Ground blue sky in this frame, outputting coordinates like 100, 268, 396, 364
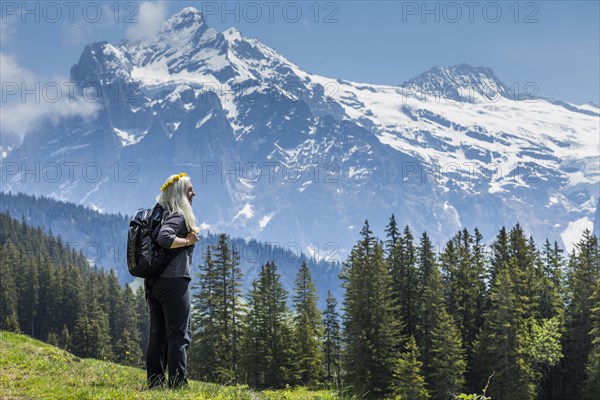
1, 0, 599, 107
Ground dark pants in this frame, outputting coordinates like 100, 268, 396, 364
146, 277, 192, 388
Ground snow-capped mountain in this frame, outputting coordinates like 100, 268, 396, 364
3, 7, 599, 258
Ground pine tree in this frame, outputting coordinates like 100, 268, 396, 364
473, 224, 562, 398
385, 214, 401, 256
399, 225, 420, 338
391, 336, 430, 400
562, 230, 599, 399
106, 269, 126, 356
341, 220, 400, 397
114, 284, 142, 366
191, 245, 218, 380
417, 231, 439, 345
49, 261, 65, 338
88, 271, 111, 327
292, 261, 323, 386
229, 243, 243, 382
261, 261, 295, 388
240, 261, 294, 389
460, 230, 486, 353
539, 239, 565, 320
471, 229, 488, 386
73, 299, 112, 359
135, 285, 150, 362
16, 254, 38, 336
439, 234, 459, 310
418, 232, 466, 400
440, 229, 487, 392
385, 214, 401, 294
214, 235, 233, 382
0, 241, 20, 332
35, 254, 55, 340
191, 236, 244, 383
426, 310, 466, 400
538, 239, 565, 400
59, 324, 71, 351
57, 264, 84, 342
385, 218, 418, 339
72, 273, 113, 360
583, 277, 600, 399
508, 225, 540, 321
240, 280, 265, 388
385, 214, 405, 354
322, 289, 342, 385
472, 259, 536, 400
489, 226, 510, 287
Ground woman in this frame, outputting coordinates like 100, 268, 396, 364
146, 172, 199, 389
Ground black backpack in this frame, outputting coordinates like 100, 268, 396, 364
127, 203, 171, 279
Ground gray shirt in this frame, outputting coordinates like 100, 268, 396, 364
155, 211, 194, 279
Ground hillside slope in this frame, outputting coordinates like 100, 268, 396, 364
0, 331, 344, 400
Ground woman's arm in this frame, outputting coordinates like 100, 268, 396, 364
156, 213, 200, 249
169, 233, 199, 249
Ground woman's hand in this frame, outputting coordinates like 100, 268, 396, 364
185, 231, 199, 246
169, 232, 200, 249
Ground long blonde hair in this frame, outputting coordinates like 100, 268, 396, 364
156, 174, 199, 233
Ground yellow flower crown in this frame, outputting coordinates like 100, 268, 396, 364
161, 173, 187, 192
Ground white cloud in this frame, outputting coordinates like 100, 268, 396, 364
1, 18, 99, 137
2, 96, 99, 136
60, 3, 122, 47
0, 20, 9, 44
125, 1, 167, 42
0, 6, 17, 45
0, 53, 99, 137
0, 53, 36, 83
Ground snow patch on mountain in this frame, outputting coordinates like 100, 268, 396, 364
113, 127, 145, 146
259, 213, 275, 229
233, 203, 255, 220
196, 112, 214, 129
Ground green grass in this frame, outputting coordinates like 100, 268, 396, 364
0, 331, 356, 400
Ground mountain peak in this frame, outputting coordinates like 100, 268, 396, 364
223, 27, 242, 41
414, 63, 501, 82
171, 6, 203, 20
161, 7, 206, 34
123, 6, 212, 66
404, 63, 509, 102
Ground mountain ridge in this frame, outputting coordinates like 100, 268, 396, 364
0, 191, 342, 306
2, 6, 598, 257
